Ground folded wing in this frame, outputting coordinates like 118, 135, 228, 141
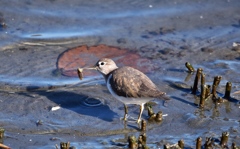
110, 66, 166, 98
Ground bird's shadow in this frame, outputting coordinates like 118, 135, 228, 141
232, 23, 240, 28
24, 89, 118, 122
171, 95, 197, 107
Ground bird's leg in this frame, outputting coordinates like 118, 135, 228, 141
137, 103, 144, 123
123, 104, 128, 121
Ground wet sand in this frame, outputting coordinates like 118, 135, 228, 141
0, 0, 240, 148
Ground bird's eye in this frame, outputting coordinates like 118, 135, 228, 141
100, 62, 105, 65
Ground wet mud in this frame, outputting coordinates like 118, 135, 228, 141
0, 0, 240, 148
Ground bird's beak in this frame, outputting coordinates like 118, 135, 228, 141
85, 65, 97, 70
78, 65, 97, 71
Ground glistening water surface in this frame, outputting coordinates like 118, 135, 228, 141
0, 0, 240, 148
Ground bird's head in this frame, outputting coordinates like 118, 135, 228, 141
95, 58, 118, 75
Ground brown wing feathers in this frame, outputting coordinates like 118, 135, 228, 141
110, 66, 166, 98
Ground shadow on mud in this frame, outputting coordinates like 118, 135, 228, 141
29, 90, 118, 122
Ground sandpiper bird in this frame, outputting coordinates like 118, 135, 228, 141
93, 58, 170, 123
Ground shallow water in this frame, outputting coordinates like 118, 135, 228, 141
0, 0, 240, 148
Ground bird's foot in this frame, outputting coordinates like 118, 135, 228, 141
120, 114, 129, 122
137, 118, 142, 124
120, 115, 141, 123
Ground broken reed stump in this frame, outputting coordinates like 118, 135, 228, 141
162, 132, 237, 148
196, 137, 202, 149
155, 111, 163, 122
60, 142, 70, 149
213, 76, 222, 87
0, 128, 4, 138
147, 105, 157, 121
200, 73, 211, 99
138, 133, 147, 145
142, 133, 147, 145
138, 136, 144, 149
124, 104, 128, 121
185, 62, 195, 72
178, 139, 184, 149
204, 137, 213, 148
211, 76, 222, 100
192, 68, 203, 94
137, 134, 149, 149
201, 73, 205, 86
232, 142, 238, 149
138, 136, 143, 148
141, 120, 147, 131
199, 85, 207, 108
163, 144, 170, 149
205, 85, 211, 99
223, 82, 232, 100
128, 136, 138, 149
220, 132, 229, 147
212, 85, 217, 101
147, 105, 154, 117
0, 128, 4, 143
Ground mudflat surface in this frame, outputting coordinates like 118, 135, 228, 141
0, 0, 240, 148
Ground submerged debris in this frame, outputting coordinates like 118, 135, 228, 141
201, 47, 214, 53
77, 67, 97, 80
163, 143, 182, 149
233, 42, 240, 47
116, 38, 127, 44
51, 106, 61, 111
36, 120, 43, 126
0, 13, 7, 29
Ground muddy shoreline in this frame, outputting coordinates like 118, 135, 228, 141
0, 0, 240, 148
